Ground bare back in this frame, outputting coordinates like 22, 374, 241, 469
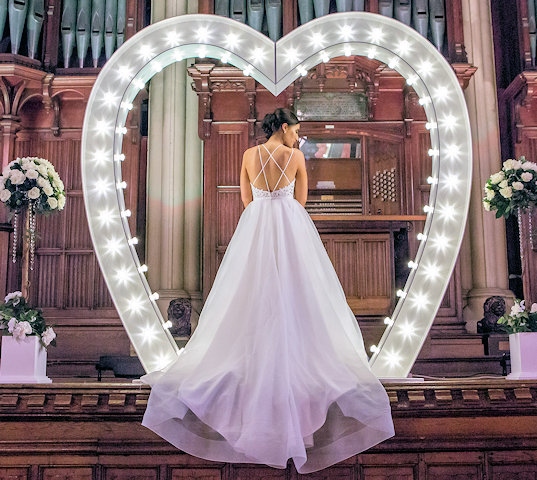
240, 141, 308, 207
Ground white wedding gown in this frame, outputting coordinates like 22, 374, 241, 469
141, 146, 394, 474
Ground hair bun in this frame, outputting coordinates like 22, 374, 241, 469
260, 108, 299, 140
261, 113, 277, 138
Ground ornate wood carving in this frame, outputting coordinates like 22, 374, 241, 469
452, 63, 478, 91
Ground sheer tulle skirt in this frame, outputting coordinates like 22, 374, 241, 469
141, 196, 394, 473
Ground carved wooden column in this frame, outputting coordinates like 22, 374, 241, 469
460, 0, 513, 332
146, 0, 203, 324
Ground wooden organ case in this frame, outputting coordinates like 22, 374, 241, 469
188, 53, 470, 346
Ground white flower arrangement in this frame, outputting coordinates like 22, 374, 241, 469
0, 157, 66, 267
497, 299, 537, 334
483, 156, 537, 218
0, 291, 56, 348
0, 157, 66, 214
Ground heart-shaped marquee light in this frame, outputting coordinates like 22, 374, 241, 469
81, 12, 471, 378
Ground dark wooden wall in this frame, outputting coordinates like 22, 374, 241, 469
0, 1, 148, 377
188, 53, 470, 350
495, 0, 537, 304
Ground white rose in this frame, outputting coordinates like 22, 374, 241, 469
37, 176, 50, 188
500, 186, 513, 198
25, 168, 39, 179
483, 200, 491, 211
490, 172, 505, 184
512, 300, 525, 315
57, 194, 66, 210
7, 317, 17, 333
503, 159, 517, 170
499, 180, 508, 188
43, 185, 53, 196
513, 181, 524, 191
0, 189, 11, 202
486, 189, 495, 200
522, 171, 533, 182
41, 326, 56, 347
9, 170, 26, 185
37, 165, 48, 176
47, 197, 58, 209
531, 303, 537, 313
27, 187, 41, 199
5, 291, 22, 304
12, 321, 32, 341
21, 161, 37, 171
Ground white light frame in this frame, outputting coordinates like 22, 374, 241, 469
81, 12, 472, 377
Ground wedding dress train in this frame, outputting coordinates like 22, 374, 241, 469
141, 146, 394, 473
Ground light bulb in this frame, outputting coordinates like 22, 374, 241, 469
419, 96, 431, 105
406, 74, 418, 86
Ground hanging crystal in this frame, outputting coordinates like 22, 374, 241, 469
28, 201, 36, 271
11, 212, 18, 264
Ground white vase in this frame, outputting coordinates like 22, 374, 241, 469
0, 335, 52, 383
507, 332, 537, 380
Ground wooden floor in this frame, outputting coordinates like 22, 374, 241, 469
0, 378, 536, 479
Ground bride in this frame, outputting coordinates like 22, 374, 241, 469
141, 108, 394, 474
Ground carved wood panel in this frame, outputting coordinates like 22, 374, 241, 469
170, 469, 224, 480
423, 451, 484, 480
103, 468, 159, 480
360, 453, 418, 480
229, 467, 283, 480
323, 233, 392, 315
0, 468, 30, 480
204, 123, 249, 296
40, 467, 94, 480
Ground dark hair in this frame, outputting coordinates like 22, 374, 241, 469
261, 108, 299, 139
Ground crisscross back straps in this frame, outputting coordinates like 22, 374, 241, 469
251, 144, 294, 192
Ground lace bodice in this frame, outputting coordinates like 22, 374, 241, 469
251, 179, 296, 200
